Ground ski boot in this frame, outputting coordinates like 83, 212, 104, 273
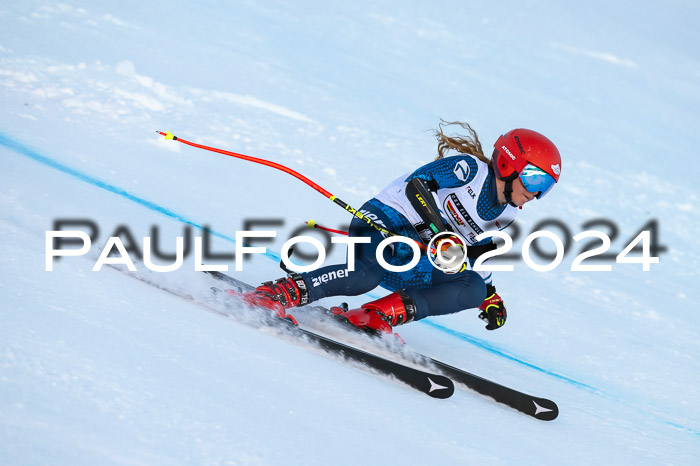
227, 273, 310, 325
329, 290, 416, 342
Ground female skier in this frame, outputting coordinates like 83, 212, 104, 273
240, 122, 562, 334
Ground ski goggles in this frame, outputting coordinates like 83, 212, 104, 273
519, 163, 556, 199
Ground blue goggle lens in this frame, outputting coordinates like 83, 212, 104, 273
519, 164, 556, 199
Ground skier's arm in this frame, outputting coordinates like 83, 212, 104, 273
405, 177, 449, 235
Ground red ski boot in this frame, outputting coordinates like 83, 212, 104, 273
231, 274, 310, 323
330, 290, 416, 340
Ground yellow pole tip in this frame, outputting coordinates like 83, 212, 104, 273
307, 220, 316, 228
165, 131, 175, 140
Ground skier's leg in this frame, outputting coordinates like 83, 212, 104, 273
333, 267, 487, 334
245, 200, 401, 312
404, 269, 487, 320
301, 204, 394, 301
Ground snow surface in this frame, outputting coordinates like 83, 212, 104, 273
1, 1, 699, 464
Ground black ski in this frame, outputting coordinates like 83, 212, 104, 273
111, 267, 454, 399
418, 356, 558, 420
291, 325, 454, 399
328, 313, 558, 420
204, 270, 559, 420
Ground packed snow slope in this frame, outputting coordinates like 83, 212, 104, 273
1, 1, 699, 464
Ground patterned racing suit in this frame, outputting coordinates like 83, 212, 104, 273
300, 154, 517, 320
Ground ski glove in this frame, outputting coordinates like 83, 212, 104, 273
478, 284, 507, 330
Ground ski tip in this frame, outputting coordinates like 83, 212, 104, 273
532, 398, 559, 421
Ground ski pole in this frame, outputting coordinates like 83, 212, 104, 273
306, 220, 349, 236
157, 131, 399, 238
306, 219, 436, 255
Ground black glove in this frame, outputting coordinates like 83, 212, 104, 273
478, 284, 507, 330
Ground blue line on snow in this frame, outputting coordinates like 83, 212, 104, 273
424, 314, 700, 437
4, 131, 700, 436
0, 132, 664, 396
421, 319, 602, 393
0, 132, 602, 380
665, 421, 700, 437
0, 131, 281, 262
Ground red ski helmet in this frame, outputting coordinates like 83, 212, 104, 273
491, 129, 561, 199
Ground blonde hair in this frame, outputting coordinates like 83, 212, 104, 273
433, 120, 490, 164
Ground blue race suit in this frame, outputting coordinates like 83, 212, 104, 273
300, 154, 517, 321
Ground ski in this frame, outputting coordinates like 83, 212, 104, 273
110, 267, 454, 399
291, 326, 454, 399
417, 356, 558, 421
204, 270, 559, 420
327, 312, 558, 420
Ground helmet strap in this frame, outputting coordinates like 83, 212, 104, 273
502, 176, 518, 208
503, 179, 517, 207
493, 153, 520, 208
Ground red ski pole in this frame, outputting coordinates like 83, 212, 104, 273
306, 220, 349, 236
157, 130, 399, 238
157, 131, 440, 256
